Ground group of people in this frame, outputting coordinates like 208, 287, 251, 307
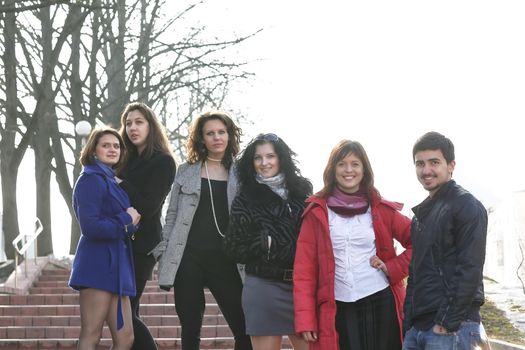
69, 104, 491, 350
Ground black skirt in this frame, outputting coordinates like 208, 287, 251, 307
335, 287, 401, 350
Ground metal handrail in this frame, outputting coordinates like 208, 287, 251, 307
11, 218, 43, 288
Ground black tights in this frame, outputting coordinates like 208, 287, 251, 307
131, 253, 158, 350
174, 248, 252, 350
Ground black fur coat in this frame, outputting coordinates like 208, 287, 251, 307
223, 182, 308, 282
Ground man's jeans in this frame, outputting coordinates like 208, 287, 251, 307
402, 322, 491, 350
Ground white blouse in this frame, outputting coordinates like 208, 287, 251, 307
328, 207, 389, 302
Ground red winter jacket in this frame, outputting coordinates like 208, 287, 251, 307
293, 193, 412, 350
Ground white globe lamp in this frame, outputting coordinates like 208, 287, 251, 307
75, 120, 92, 146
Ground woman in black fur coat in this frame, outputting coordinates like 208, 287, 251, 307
224, 133, 312, 350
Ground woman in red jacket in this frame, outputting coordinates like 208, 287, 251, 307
293, 140, 412, 350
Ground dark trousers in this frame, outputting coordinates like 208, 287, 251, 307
131, 252, 158, 350
336, 287, 401, 350
174, 247, 252, 350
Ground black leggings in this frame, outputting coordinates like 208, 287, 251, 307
335, 287, 401, 350
131, 252, 158, 350
174, 247, 252, 350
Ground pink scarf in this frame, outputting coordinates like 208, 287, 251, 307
326, 186, 369, 217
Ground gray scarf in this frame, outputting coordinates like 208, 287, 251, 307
256, 172, 288, 200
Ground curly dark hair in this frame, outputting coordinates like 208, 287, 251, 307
186, 110, 242, 170
236, 133, 312, 198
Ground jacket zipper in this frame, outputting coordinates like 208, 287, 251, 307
438, 267, 451, 325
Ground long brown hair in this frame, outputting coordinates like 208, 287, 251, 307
119, 102, 172, 166
317, 140, 379, 198
79, 128, 126, 170
186, 110, 242, 169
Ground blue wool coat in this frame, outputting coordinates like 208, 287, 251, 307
69, 164, 137, 298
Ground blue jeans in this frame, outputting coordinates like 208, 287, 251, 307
402, 322, 491, 350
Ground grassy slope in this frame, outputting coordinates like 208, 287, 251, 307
482, 299, 525, 345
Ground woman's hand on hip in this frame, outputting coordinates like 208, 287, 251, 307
370, 255, 389, 277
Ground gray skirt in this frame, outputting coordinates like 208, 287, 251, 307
242, 274, 296, 336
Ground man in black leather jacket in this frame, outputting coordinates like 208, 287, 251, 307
402, 132, 491, 350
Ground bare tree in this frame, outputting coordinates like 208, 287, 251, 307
0, 0, 23, 260
1, 0, 258, 257
5, 2, 91, 257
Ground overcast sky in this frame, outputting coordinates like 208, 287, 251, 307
187, 0, 525, 210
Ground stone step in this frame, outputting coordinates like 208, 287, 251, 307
33, 279, 161, 288
0, 303, 221, 316
40, 269, 71, 276
0, 338, 294, 350
0, 337, 244, 349
36, 273, 160, 282
0, 264, 289, 350
0, 324, 233, 339
0, 314, 228, 327
29, 284, 164, 294
2, 292, 218, 305
36, 274, 73, 282
0, 291, 222, 305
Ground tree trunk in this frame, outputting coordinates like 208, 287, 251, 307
70, 2, 102, 254
1, 0, 21, 260
64, 3, 83, 255
34, 138, 53, 256
103, 0, 127, 127
33, 6, 55, 256
0, 166, 20, 260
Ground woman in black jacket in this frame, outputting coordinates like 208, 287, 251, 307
117, 102, 176, 350
224, 133, 312, 350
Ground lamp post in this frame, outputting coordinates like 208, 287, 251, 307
75, 120, 92, 147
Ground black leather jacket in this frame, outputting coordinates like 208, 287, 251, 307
404, 180, 487, 332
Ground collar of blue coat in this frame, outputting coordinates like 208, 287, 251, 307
81, 163, 131, 210
95, 159, 117, 180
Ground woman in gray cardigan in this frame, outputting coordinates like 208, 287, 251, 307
152, 111, 251, 350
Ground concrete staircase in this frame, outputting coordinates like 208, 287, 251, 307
0, 260, 258, 349
2, 259, 522, 350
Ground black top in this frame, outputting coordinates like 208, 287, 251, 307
186, 178, 229, 251
119, 152, 176, 254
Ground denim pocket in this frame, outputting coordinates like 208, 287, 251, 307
458, 321, 490, 350
425, 328, 457, 350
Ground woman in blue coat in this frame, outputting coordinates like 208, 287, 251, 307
69, 128, 141, 350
